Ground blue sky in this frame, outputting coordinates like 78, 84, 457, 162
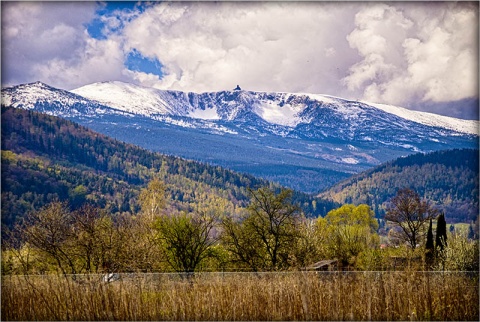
124, 49, 164, 78
86, 1, 164, 78
86, 1, 147, 39
2, 1, 478, 119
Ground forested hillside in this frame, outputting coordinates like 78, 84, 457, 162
319, 149, 479, 223
1, 106, 337, 229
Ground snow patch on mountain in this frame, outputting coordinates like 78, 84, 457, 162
72, 81, 190, 116
187, 107, 220, 120
341, 157, 360, 164
70, 81, 479, 136
6, 81, 478, 137
253, 100, 303, 127
1, 82, 119, 118
367, 102, 478, 136
2, 82, 89, 110
302, 93, 341, 105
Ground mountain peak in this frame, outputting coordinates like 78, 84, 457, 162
70, 81, 480, 135
1, 80, 478, 193
4, 81, 479, 136
23, 81, 60, 91
31, 80, 51, 86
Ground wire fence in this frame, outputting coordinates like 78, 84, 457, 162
4, 269, 479, 284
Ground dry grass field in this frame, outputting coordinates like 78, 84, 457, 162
2, 271, 478, 321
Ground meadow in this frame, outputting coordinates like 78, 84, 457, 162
2, 271, 478, 321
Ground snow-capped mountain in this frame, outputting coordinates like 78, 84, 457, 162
2, 81, 478, 193
72, 81, 478, 135
1, 82, 116, 117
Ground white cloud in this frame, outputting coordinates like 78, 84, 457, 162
343, 2, 478, 106
122, 69, 163, 89
402, 8, 478, 103
2, 2, 96, 85
1, 2, 133, 89
122, 1, 359, 94
1, 1, 477, 118
32, 36, 127, 89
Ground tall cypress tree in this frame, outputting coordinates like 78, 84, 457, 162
435, 213, 447, 251
468, 224, 475, 240
425, 218, 435, 269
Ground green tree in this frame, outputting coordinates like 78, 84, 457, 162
322, 204, 379, 267
449, 224, 455, 234
435, 213, 447, 251
246, 187, 301, 270
442, 233, 479, 271
385, 188, 438, 249
467, 223, 477, 240
222, 187, 301, 271
221, 214, 266, 271
291, 219, 322, 268
425, 219, 434, 269
69, 185, 88, 209
156, 212, 217, 274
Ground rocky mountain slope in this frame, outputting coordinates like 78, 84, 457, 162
72, 81, 478, 135
2, 81, 478, 192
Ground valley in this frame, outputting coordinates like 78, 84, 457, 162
2, 83, 478, 322
2, 2, 479, 321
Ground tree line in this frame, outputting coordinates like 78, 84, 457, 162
3, 183, 478, 275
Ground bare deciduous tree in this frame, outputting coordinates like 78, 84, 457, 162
20, 202, 77, 275
385, 188, 438, 249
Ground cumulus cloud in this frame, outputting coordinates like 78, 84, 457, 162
343, 2, 478, 108
31, 36, 127, 88
1, 1, 128, 89
121, 1, 477, 116
122, 1, 360, 94
1, 1, 477, 118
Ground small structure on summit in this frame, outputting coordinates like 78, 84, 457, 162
233, 85, 241, 91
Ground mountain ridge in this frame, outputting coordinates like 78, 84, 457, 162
319, 148, 479, 223
71, 81, 478, 135
2, 81, 478, 193
1, 105, 336, 229
3, 80, 477, 135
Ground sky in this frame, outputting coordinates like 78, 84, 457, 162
1, 1, 478, 119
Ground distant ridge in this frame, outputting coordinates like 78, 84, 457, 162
72, 81, 478, 135
1, 106, 336, 228
319, 149, 479, 223
2, 81, 478, 193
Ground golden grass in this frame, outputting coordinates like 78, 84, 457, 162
2, 271, 478, 321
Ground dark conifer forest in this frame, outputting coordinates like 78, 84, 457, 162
1, 106, 336, 230
320, 148, 479, 222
